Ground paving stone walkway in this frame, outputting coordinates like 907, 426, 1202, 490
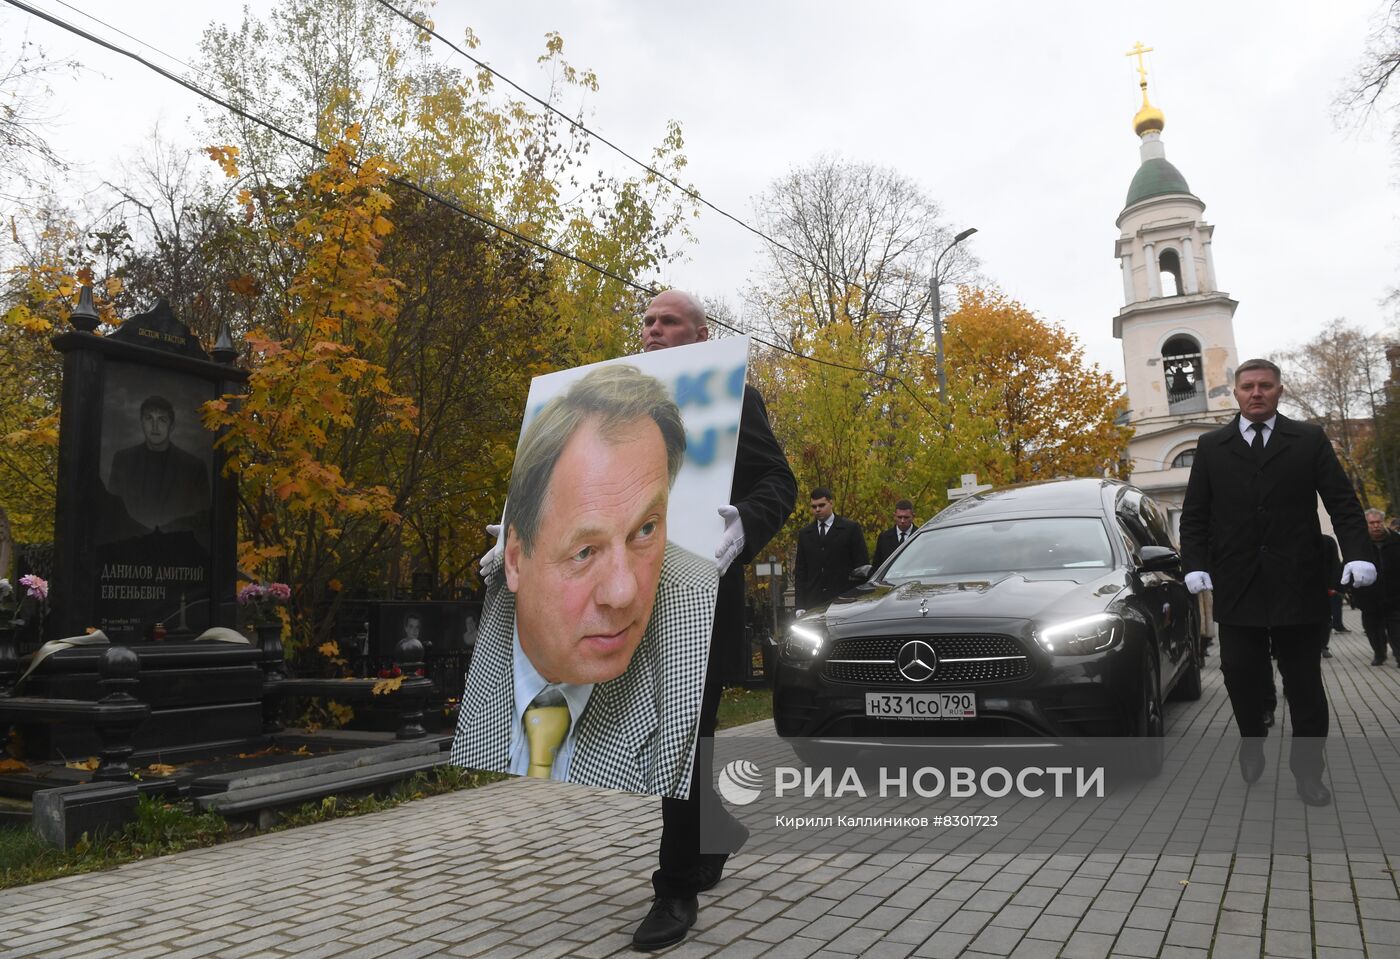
3, 608, 1399, 958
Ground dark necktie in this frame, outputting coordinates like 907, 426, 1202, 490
898, 530, 905, 544
1250, 422, 1266, 459
819, 521, 827, 538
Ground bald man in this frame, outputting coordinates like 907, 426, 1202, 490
632, 289, 796, 951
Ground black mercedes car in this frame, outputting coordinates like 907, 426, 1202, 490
774, 478, 1201, 772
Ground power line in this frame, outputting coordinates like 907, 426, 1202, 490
372, 0, 954, 330
375, 2, 856, 294
43, 0, 315, 145
3, 0, 945, 422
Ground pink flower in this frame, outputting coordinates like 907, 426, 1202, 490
236, 583, 264, 605
19, 574, 48, 602
266, 583, 292, 602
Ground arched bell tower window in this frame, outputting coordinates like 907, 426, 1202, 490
1170, 448, 1196, 469
1162, 334, 1206, 414
1159, 249, 1183, 297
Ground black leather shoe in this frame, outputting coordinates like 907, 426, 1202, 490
633, 896, 698, 951
1239, 744, 1265, 784
1263, 710, 1275, 729
1296, 778, 1332, 807
1373, 656, 1387, 666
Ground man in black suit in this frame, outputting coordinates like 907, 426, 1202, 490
794, 487, 869, 613
872, 499, 917, 569
632, 289, 796, 951
1180, 358, 1374, 806
1353, 509, 1400, 666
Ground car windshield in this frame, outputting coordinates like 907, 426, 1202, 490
885, 517, 1114, 578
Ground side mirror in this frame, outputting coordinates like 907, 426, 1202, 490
1138, 545, 1181, 574
849, 564, 872, 582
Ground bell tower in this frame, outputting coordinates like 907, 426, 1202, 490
1114, 43, 1240, 523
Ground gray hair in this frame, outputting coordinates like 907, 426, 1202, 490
504, 364, 685, 556
1366, 508, 1386, 521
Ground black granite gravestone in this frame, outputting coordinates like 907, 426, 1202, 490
49, 295, 246, 642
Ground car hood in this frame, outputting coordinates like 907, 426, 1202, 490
821, 570, 1127, 628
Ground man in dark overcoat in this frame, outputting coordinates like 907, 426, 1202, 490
1180, 358, 1374, 806
872, 498, 917, 569
632, 290, 796, 950
1352, 508, 1400, 665
793, 487, 869, 612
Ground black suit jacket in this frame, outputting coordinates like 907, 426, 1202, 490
1350, 529, 1400, 613
794, 514, 869, 610
1180, 413, 1370, 626
711, 386, 796, 681
872, 526, 911, 569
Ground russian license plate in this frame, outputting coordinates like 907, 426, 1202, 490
865, 691, 977, 720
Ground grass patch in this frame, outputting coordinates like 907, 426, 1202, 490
0, 764, 505, 890
716, 685, 772, 730
0, 795, 234, 890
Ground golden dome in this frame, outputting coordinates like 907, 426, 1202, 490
1134, 97, 1165, 136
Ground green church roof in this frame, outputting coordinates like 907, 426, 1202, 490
1124, 157, 1193, 208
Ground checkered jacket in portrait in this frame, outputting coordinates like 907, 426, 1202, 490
449, 541, 719, 799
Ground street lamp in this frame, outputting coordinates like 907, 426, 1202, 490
930, 227, 978, 403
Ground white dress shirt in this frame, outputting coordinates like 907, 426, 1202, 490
507, 627, 593, 779
1238, 414, 1277, 448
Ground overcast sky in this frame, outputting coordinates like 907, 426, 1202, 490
7, 0, 1400, 380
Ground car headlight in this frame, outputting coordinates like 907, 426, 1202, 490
1035, 613, 1122, 655
783, 619, 828, 660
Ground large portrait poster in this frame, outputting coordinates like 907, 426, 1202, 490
94, 359, 217, 641
450, 337, 749, 798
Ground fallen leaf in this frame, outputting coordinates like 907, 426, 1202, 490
66, 757, 101, 771
0, 757, 29, 773
146, 763, 179, 776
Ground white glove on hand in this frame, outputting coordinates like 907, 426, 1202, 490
1342, 560, 1378, 588
1185, 571, 1214, 595
478, 524, 503, 579
715, 505, 745, 576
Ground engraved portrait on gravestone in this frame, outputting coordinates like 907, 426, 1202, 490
106, 394, 210, 532
94, 361, 218, 639
99, 364, 215, 545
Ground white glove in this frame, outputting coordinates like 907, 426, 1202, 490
715, 505, 745, 576
1342, 560, 1378, 588
478, 524, 503, 579
1185, 571, 1214, 595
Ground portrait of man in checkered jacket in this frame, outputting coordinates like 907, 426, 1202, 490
451, 357, 736, 798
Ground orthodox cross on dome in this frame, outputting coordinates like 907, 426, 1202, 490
1125, 41, 1154, 89
1125, 41, 1165, 136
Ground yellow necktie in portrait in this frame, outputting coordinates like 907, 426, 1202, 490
524, 702, 570, 779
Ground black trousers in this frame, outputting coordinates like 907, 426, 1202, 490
652, 645, 727, 898
1218, 622, 1328, 778
1361, 609, 1400, 660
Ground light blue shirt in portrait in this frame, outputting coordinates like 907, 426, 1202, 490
507, 626, 593, 779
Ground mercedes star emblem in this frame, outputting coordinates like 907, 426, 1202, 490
897, 640, 938, 682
